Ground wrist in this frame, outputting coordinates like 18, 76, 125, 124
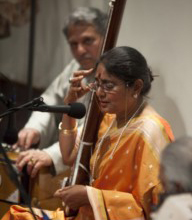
58, 121, 77, 135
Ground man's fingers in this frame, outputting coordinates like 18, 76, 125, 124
25, 133, 38, 149
27, 162, 34, 175
16, 151, 28, 164
16, 155, 30, 171
16, 128, 40, 150
30, 161, 41, 178
17, 131, 28, 147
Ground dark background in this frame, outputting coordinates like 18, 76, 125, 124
0, 79, 43, 143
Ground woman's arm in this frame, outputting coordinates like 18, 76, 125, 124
59, 69, 93, 166
59, 114, 78, 166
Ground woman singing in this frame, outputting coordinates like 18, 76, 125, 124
55, 46, 174, 220
3, 46, 174, 220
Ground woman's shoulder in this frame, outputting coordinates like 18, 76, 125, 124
139, 104, 168, 125
137, 104, 174, 142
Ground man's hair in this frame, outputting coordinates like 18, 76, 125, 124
63, 7, 108, 38
161, 136, 192, 193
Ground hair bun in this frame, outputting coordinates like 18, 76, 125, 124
148, 67, 154, 82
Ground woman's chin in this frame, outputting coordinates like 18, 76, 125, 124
100, 106, 114, 114
100, 106, 108, 113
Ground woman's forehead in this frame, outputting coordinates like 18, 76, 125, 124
95, 63, 115, 80
95, 71, 123, 86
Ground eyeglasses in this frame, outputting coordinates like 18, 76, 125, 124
88, 80, 126, 93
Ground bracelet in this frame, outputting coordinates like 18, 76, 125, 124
58, 122, 77, 135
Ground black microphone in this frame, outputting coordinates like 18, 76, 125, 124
29, 102, 86, 119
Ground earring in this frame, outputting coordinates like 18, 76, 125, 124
133, 94, 138, 99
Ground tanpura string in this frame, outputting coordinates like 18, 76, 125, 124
91, 100, 145, 181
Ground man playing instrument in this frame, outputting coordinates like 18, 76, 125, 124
14, 7, 107, 177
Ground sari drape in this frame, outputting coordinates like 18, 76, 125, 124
83, 105, 174, 220
1, 205, 64, 220
2, 105, 174, 220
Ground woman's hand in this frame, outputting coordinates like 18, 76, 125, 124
54, 185, 90, 210
64, 69, 93, 104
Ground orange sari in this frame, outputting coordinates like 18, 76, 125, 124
77, 105, 174, 220
2, 105, 174, 220
1, 206, 64, 220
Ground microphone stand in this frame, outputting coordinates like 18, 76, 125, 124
0, 97, 45, 220
0, 97, 44, 118
1, 93, 18, 145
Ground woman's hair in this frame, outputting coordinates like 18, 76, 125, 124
98, 46, 154, 96
63, 7, 108, 37
161, 136, 192, 193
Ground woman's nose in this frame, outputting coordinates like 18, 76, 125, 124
96, 86, 106, 97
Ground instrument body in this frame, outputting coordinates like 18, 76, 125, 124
0, 150, 69, 214
64, 0, 127, 216
70, 0, 127, 187
30, 167, 71, 210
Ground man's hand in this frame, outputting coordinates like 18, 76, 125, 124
13, 128, 40, 150
54, 185, 90, 210
16, 149, 53, 178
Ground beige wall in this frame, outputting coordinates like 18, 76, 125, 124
1, 0, 191, 138
117, 0, 192, 138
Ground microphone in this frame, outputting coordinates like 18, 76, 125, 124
29, 102, 86, 119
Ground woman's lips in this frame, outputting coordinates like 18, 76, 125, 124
99, 100, 109, 107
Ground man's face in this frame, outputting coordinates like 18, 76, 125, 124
67, 24, 103, 70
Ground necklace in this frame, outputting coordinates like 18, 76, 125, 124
91, 100, 145, 183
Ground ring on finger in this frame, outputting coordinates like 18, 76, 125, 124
30, 158, 36, 165
68, 77, 73, 84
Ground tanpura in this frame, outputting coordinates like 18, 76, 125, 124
63, 0, 127, 216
